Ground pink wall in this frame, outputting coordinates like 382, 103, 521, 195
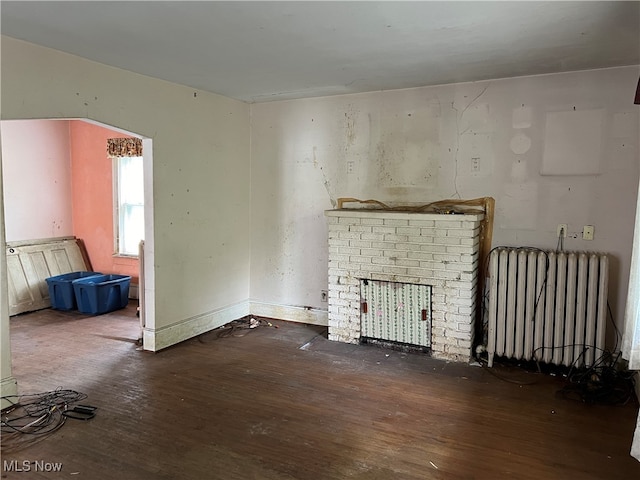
1, 120, 74, 242
69, 121, 139, 283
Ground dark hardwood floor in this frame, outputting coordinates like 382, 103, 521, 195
2, 304, 639, 479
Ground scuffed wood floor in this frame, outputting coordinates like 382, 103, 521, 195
3, 305, 640, 479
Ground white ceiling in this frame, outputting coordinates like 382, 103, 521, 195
1, 1, 639, 103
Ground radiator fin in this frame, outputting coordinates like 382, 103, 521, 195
487, 248, 608, 368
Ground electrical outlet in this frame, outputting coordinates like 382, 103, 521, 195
583, 225, 594, 241
471, 157, 481, 173
557, 224, 568, 238
321, 290, 328, 302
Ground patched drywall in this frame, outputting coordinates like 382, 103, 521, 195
250, 66, 640, 341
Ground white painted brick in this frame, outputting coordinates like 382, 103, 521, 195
433, 254, 462, 263
435, 270, 462, 280
331, 254, 350, 263
362, 218, 385, 225
383, 219, 409, 226
328, 238, 349, 247
451, 297, 474, 308
409, 220, 435, 227
461, 221, 480, 229
407, 235, 433, 244
444, 262, 467, 272
446, 229, 475, 238
384, 234, 408, 242
395, 243, 419, 251
396, 226, 421, 236
435, 220, 462, 228
339, 276, 360, 285
328, 224, 350, 233
458, 288, 477, 299
361, 233, 385, 241
339, 217, 360, 224
361, 248, 383, 257
337, 261, 355, 269
382, 250, 406, 259
445, 313, 473, 323
431, 293, 446, 304
431, 327, 446, 337
446, 245, 476, 254
328, 268, 348, 277
359, 263, 384, 272
349, 225, 373, 233
350, 256, 372, 264
338, 306, 359, 316
332, 284, 351, 292
371, 257, 392, 265
340, 291, 360, 301
421, 244, 447, 253
406, 268, 435, 279
339, 231, 362, 240
444, 345, 472, 356
369, 273, 398, 282
434, 236, 461, 245
407, 251, 433, 261
460, 237, 480, 246
456, 322, 472, 333
338, 246, 361, 255
436, 303, 460, 314
329, 298, 349, 307
372, 226, 397, 234
396, 259, 420, 267
350, 240, 372, 248
383, 266, 409, 275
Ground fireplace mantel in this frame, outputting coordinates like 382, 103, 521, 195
325, 209, 484, 362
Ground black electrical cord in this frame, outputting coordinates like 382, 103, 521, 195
1, 388, 88, 446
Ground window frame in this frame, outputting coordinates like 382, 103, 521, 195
113, 155, 144, 258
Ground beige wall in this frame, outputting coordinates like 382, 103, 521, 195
250, 66, 640, 346
1, 36, 251, 351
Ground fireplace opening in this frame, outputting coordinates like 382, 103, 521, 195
360, 279, 431, 350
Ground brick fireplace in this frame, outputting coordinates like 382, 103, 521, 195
325, 209, 484, 362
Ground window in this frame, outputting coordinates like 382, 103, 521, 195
114, 156, 144, 256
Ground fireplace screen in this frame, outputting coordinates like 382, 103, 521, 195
360, 279, 431, 347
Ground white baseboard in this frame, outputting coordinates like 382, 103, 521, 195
142, 300, 328, 352
1, 376, 18, 410
250, 301, 328, 326
143, 300, 250, 351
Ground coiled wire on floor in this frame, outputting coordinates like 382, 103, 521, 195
1, 388, 88, 452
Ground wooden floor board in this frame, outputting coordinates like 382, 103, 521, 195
2, 305, 639, 479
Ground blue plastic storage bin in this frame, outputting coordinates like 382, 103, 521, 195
45, 271, 103, 310
72, 274, 131, 315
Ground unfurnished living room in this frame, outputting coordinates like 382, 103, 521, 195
1, 1, 640, 479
